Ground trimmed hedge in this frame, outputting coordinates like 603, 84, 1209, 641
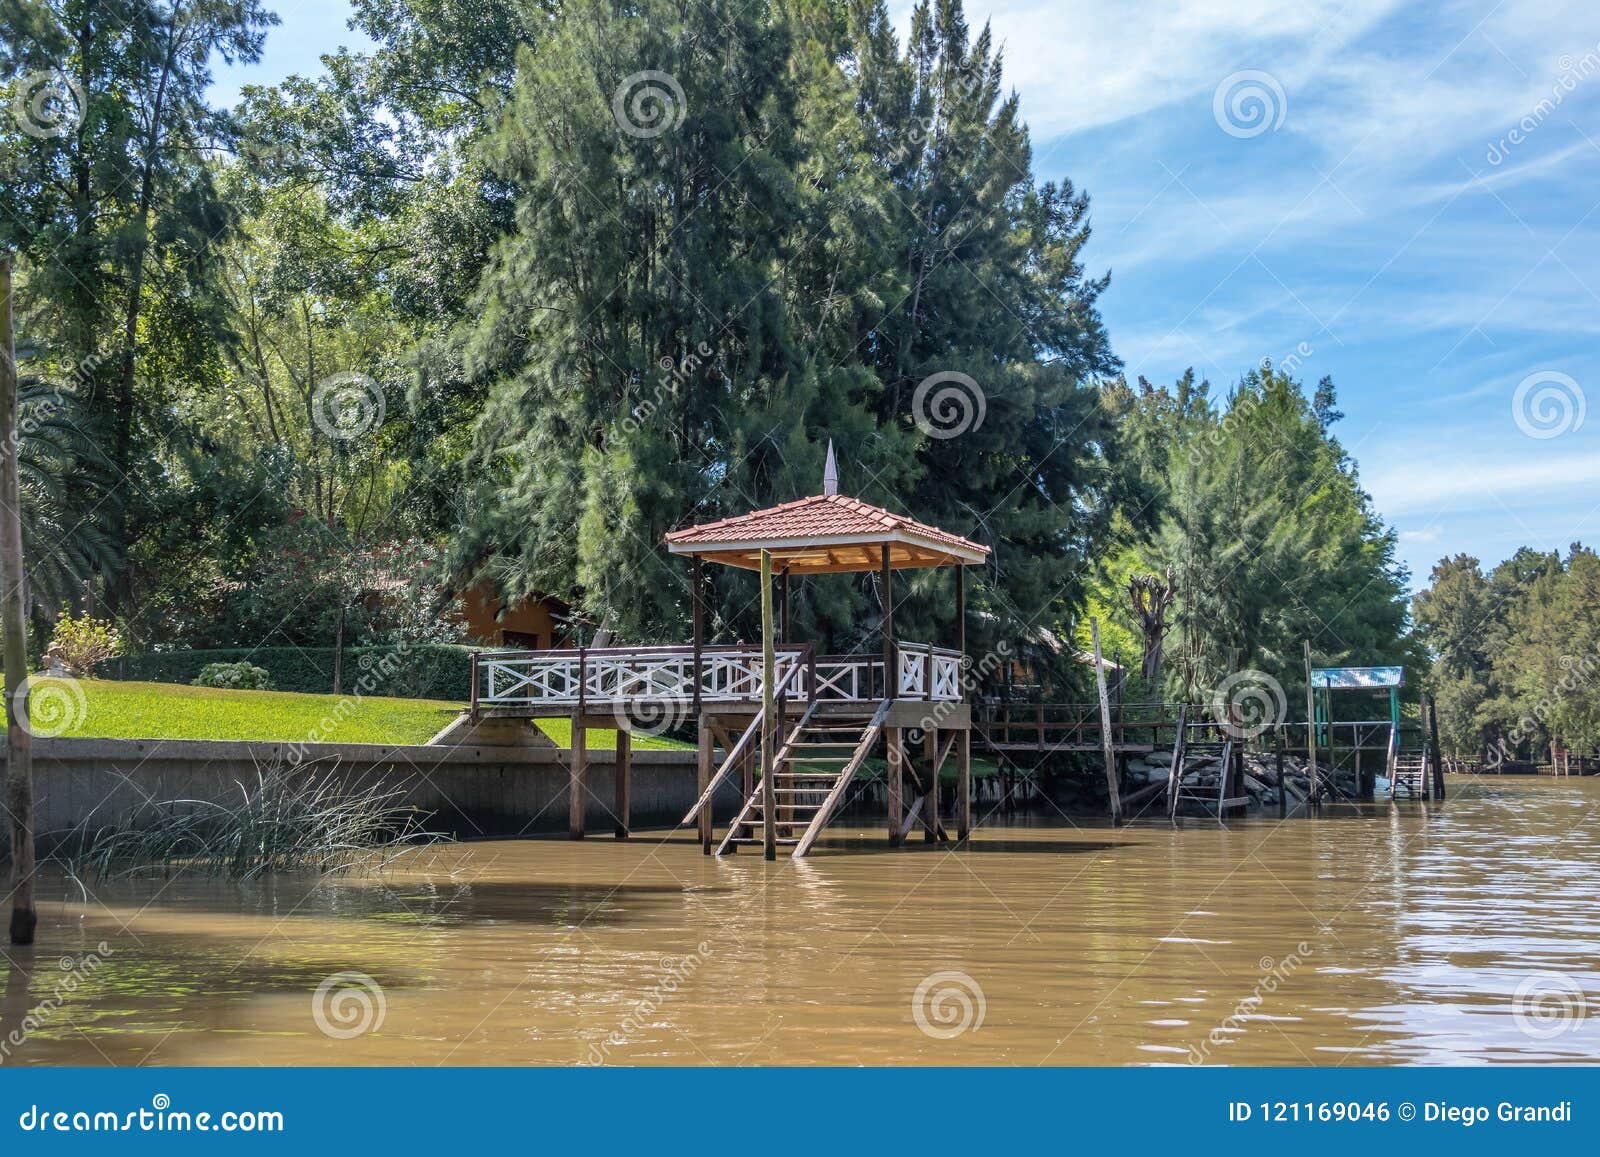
110, 644, 477, 701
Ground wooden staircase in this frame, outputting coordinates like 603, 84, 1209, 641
1390, 750, 1428, 799
718, 699, 892, 858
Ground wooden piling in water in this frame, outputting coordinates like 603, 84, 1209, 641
568, 707, 586, 839
614, 728, 631, 838
697, 716, 714, 854
1091, 619, 1122, 826
886, 726, 903, 846
957, 728, 971, 842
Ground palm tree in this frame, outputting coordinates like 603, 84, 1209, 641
12, 376, 119, 611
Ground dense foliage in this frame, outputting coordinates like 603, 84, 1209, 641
1413, 547, 1600, 761
2, 0, 1419, 711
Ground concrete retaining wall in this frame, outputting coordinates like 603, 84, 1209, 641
1, 737, 719, 846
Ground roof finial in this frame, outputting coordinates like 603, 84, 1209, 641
823, 439, 839, 497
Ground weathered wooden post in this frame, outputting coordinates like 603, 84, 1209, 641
2, 254, 36, 945
886, 727, 904, 845
922, 725, 939, 842
1276, 724, 1287, 818
697, 714, 714, 853
568, 705, 586, 839
760, 548, 777, 860
691, 556, 704, 714
1427, 692, 1447, 801
1091, 618, 1122, 826
1304, 640, 1319, 806
956, 565, 971, 842
957, 729, 972, 842
614, 727, 631, 838
881, 543, 895, 700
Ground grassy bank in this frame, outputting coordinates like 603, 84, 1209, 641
10, 678, 686, 750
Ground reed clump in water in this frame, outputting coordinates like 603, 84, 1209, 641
79, 760, 443, 880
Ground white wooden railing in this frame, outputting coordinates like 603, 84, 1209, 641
472, 641, 963, 708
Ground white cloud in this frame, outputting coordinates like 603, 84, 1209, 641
889, 0, 1405, 139
1366, 448, 1600, 514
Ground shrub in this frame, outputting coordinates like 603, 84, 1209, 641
193, 662, 275, 691
45, 610, 124, 676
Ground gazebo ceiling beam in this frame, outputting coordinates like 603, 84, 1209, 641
680, 543, 974, 574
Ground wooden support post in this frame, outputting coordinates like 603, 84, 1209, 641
614, 728, 631, 838
697, 714, 714, 853
691, 555, 704, 714
886, 726, 904, 846
956, 565, 966, 669
922, 726, 939, 842
881, 544, 895, 699
957, 727, 972, 842
1091, 618, 1122, 826
568, 708, 586, 839
760, 549, 777, 861
1427, 692, 1447, 801
1276, 726, 1287, 818
779, 567, 790, 644
1304, 640, 1319, 806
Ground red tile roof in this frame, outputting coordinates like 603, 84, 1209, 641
664, 493, 988, 560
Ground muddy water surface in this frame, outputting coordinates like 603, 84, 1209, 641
3, 777, 1597, 1065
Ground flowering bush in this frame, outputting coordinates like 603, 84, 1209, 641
193, 662, 275, 691
45, 610, 124, 676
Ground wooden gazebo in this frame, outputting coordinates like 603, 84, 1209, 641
469, 447, 990, 858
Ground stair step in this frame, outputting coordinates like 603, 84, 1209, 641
728, 837, 802, 845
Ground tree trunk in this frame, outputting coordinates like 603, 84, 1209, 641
107, 14, 182, 613
333, 605, 345, 696
1, 255, 37, 945
1129, 568, 1176, 698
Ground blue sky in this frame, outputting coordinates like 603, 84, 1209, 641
212, 0, 1600, 591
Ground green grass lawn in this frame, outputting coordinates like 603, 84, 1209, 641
12, 678, 685, 749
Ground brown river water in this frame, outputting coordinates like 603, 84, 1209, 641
3, 776, 1597, 1066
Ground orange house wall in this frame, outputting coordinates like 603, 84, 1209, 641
459, 585, 567, 648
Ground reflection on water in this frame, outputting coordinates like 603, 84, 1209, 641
3, 777, 1598, 1065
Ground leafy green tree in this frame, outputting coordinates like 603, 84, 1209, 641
1, 0, 276, 613
1104, 364, 1408, 707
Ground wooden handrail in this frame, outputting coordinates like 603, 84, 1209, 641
678, 657, 811, 827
